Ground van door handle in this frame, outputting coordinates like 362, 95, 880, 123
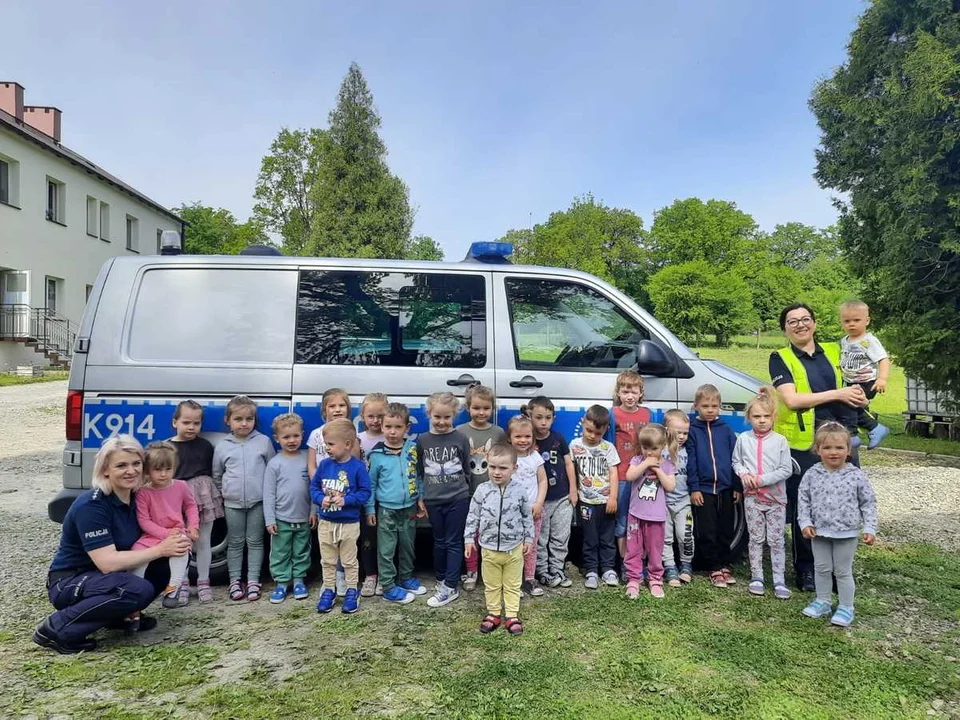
446, 374, 478, 387
509, 376, 543, 389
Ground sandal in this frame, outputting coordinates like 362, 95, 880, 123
198, 582, 214, 603
503, 617, 524, 636
246, 582, 262, 602
479, 614, 502, 634
228, 580, 245, 601
710, 571, 728, 588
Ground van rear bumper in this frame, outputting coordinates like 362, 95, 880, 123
48, 488, 84, 523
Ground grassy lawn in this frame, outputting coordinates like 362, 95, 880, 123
0, 370, 69, 387
693, 339, 960, 457
3, 541, 957, 718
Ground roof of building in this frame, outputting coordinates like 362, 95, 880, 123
0, 107, 183, 225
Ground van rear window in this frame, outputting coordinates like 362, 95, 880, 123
296, 271, 486, 368
127, 268, 296, 364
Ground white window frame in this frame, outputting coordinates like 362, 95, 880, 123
0, 154, 19, 207
46, 176, 65, 224
126, 214, 139, 252
99, 201, 110, 241
86, 195, 98, 237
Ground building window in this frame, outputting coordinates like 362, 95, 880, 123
157, 228, 163, 254
126, 215, 139, 252
0, 154, 18, 207
46, 177, 65, 224
45, 277, 59, 315
86, 196, 98, 237
85, 284, 93, 302
99, 201, 110, 241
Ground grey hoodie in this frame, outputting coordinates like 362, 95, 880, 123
263, 451, 312, 525
731, 430, 792, 506
798, 463, 878, 539
213, 430, 276, 510
464, 479, 534, 553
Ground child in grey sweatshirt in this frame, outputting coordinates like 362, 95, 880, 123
797, 422, 877, 628
212, 396, 276, 602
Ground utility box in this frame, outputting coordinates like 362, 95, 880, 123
904, 377, 958, 441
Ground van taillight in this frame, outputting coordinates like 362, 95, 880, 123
66, 391, 83, 441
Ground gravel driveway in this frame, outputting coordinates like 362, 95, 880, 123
1, 380, 957, 635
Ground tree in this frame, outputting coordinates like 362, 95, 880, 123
648, 260, 758, 346
765, 223, 840, 269
648, 198, 758, 271
253, 128, 325, 256
177, 202, 269, 255
811, 0, 960, 392
308, 63, 413, 259
504, 195, 649, 303
406, 235, 444, 261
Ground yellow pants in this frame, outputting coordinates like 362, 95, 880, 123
481, 544, 523, 617
318, 520, 360, 589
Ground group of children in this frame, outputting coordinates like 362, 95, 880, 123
128, 367, 878, 634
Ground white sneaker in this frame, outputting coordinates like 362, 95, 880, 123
463, 572, 478, 591
602, 570, 620, 587
584, 572, 599, 589
426, 582, 460, 608
360, 575, 378, 597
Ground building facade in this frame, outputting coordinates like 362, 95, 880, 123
0, 81, 183, 369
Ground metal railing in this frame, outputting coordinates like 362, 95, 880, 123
0, 304, 76, 359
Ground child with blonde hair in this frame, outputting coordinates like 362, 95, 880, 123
417, 391, 473, 607
213, 395, 276, 602
622, 424, 677, 598
662, 409, 694, 585
507, 415, 547, 597
732, 387, 793, 599
358, 392, 389, 597
132, 441, 199, 608
839, 300, 890, 448
798, 422, 877, 627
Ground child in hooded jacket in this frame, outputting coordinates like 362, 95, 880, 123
686, 384, 741, 588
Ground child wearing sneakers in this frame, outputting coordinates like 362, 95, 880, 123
311, 419, 371, 614
464, 443, 534, 636
571, 405, 621, 589
366, 403, 427, 604
506, 415, 547, 597
264, 413, 315, 604
662, 409, 694, 586
687, 384, 741, 588
731, 388, 792, 600
839, 300, 891, 449
798, 422, 877, 627
358, 393, 389, 598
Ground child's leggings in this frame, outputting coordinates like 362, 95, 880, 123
193, 521, 214, 584
624, 516, 665, 583
481, 545, 523, 617
523, 514, 543, 580
225, 504, 264, 583
537, 497, 573, 579
465, 527, 481, 575
134, 553, 189, 589
811, 536, 858, 608
662, 504, 694, 569
745, 498, 786, 584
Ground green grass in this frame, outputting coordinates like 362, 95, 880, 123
0, 370, 69, 386
3, 541, 957, 719
693, 341, 960, 457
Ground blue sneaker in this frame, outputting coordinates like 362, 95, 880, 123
292, 582, 309, 600
316, 588, 336, 613
341, 588, 360, 614
867, 424, 889, 449
383, 586, 415, 604
398, 578, 428, 596
802, 599, 833, 618
269, 585, 288, 604
831, 606, 855, 627
850, 434, 862, 449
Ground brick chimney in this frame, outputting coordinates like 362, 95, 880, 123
0, 82, 24, 121
23, 105, 62, 143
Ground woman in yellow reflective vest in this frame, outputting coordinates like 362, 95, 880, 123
768, 303, 867, 593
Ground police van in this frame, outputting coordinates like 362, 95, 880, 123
52, 241, 761, 578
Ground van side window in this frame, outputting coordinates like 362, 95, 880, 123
297, 271, 486, 368
504, 278, 649, 371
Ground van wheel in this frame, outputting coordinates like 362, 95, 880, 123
189, 518, 230, 585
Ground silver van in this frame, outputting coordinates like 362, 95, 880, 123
52, 242, 761, 577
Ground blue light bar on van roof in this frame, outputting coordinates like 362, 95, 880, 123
468, 241, 513, 262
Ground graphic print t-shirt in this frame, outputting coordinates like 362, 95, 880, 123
513, 451, 546, 507
537, 431, 571, 501
570, 438, 620, 505
455, 423, 506, 494
612, 406, 652, 479
840, 333, 888, 384
628, 456, 676, 522
416, 430, 472, 504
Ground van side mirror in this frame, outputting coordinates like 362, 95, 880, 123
636, 339, 676, 377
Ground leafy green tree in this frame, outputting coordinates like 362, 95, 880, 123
253, 128, 325, 256
765, 223, 839, 269
648, 198, 758, 271
504, 195, 649, 303
406, 235, 444, 261
309, 63, 413, 259
177, 202, 269, 255
648, 260, 758, 345
811, 0, 960, 392
743, 260, 805, 332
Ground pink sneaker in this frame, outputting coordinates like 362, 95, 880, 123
626, 580, 640, 599
650, 582, 665, 599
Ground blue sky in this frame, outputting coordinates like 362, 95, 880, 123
3, 0, 865, 259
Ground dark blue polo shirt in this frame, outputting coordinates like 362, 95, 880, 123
769, 343, 857, 430
49, 488, 141, 573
